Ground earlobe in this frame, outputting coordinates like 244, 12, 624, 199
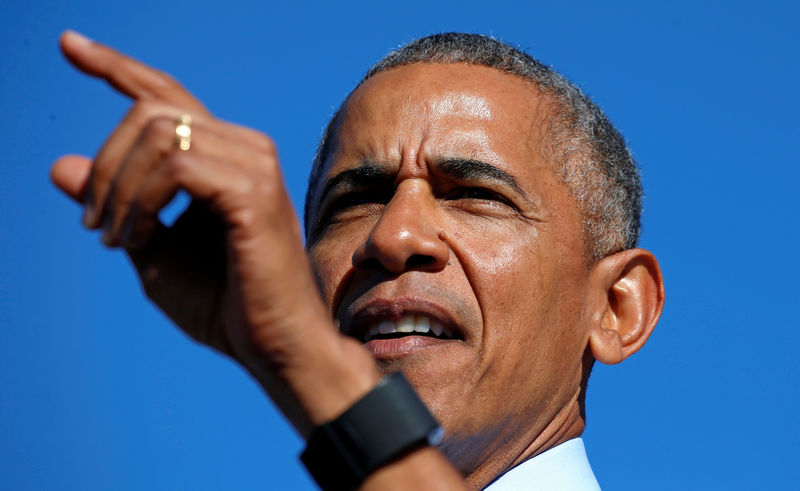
588, 248, 665, 365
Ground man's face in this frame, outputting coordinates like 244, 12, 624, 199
306, 63, 595, 472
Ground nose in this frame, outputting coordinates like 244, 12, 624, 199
352, 180, 449, 275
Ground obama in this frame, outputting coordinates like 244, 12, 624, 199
53, 32, 664, 489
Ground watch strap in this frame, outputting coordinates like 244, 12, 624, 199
300, 372, 443, 490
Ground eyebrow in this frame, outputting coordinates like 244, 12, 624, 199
317, 162, 393, 207
317, 159, 532, 207
435, 158, 531, 202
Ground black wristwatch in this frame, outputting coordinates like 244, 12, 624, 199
300, 372, 443, 490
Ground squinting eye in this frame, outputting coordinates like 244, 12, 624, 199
330, 194, 371, 210
458, 188, 497, 200
328, 190, 387, 212
450, 188, 510, 204
318, 191, 387, 225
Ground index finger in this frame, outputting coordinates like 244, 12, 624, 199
60, 30, 208, 113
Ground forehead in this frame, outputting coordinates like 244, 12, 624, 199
322, 63, 555, 181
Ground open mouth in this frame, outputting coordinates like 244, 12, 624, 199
362, 314, 457, 342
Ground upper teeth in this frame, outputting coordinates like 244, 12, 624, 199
365, 314, 453, 341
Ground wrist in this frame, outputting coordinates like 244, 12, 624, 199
283, 333, 382, 431
236, 317, 381, 435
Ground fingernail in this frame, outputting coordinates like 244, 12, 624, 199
64, 30, 93, 47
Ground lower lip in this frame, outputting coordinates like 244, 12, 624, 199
364, 335, 455, 359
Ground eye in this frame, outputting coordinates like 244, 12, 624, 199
329, 193, 373, 210
330, 189, 390, 211
448, 187, 514, 206
317, 190, 387, 226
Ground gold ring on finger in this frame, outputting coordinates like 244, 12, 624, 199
175, 114, 192, 151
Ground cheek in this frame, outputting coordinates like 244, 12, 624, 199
308, 236, 359, 308
451, 218, 586, 358
450, 221, 545, 316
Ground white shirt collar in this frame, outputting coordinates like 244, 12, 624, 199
483, 438, 601, 490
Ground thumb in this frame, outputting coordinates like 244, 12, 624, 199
51, 154, 92, 202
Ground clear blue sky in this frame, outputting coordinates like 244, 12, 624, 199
1, 1, 798, 489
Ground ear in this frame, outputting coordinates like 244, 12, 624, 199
588, 248, 665, 365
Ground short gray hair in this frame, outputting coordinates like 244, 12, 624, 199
304, 33, 642, 260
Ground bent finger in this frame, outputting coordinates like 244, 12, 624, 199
84, 102, 193, 229
101, 118, 175, 246
119, 151, 252, 249
97, 110, 271, 239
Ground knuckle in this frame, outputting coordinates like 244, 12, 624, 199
152, 68, 180, 90
253, 133, 277, 155
254, 153, 280, 177
142, 115, 177, 141
228, 173, 258, 199
259, 133, 278, 155
140, 117, 180, 156
251, 175, 279, 199
228, 206, 258, 230
219, 178, 265, 229
162, 150, 192, 180
130, 100, 162, 121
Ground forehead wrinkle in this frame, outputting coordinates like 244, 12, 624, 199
422, 129, 500, 173
321, 64, 556, 209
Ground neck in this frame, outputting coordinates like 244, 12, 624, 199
459, 395, 585, 489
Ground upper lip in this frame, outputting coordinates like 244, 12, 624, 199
340, 296, 463, 342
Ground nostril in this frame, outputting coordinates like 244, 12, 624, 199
354, 254, 442, 275
357, 257, 386, 272
405, 255, 436, 270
